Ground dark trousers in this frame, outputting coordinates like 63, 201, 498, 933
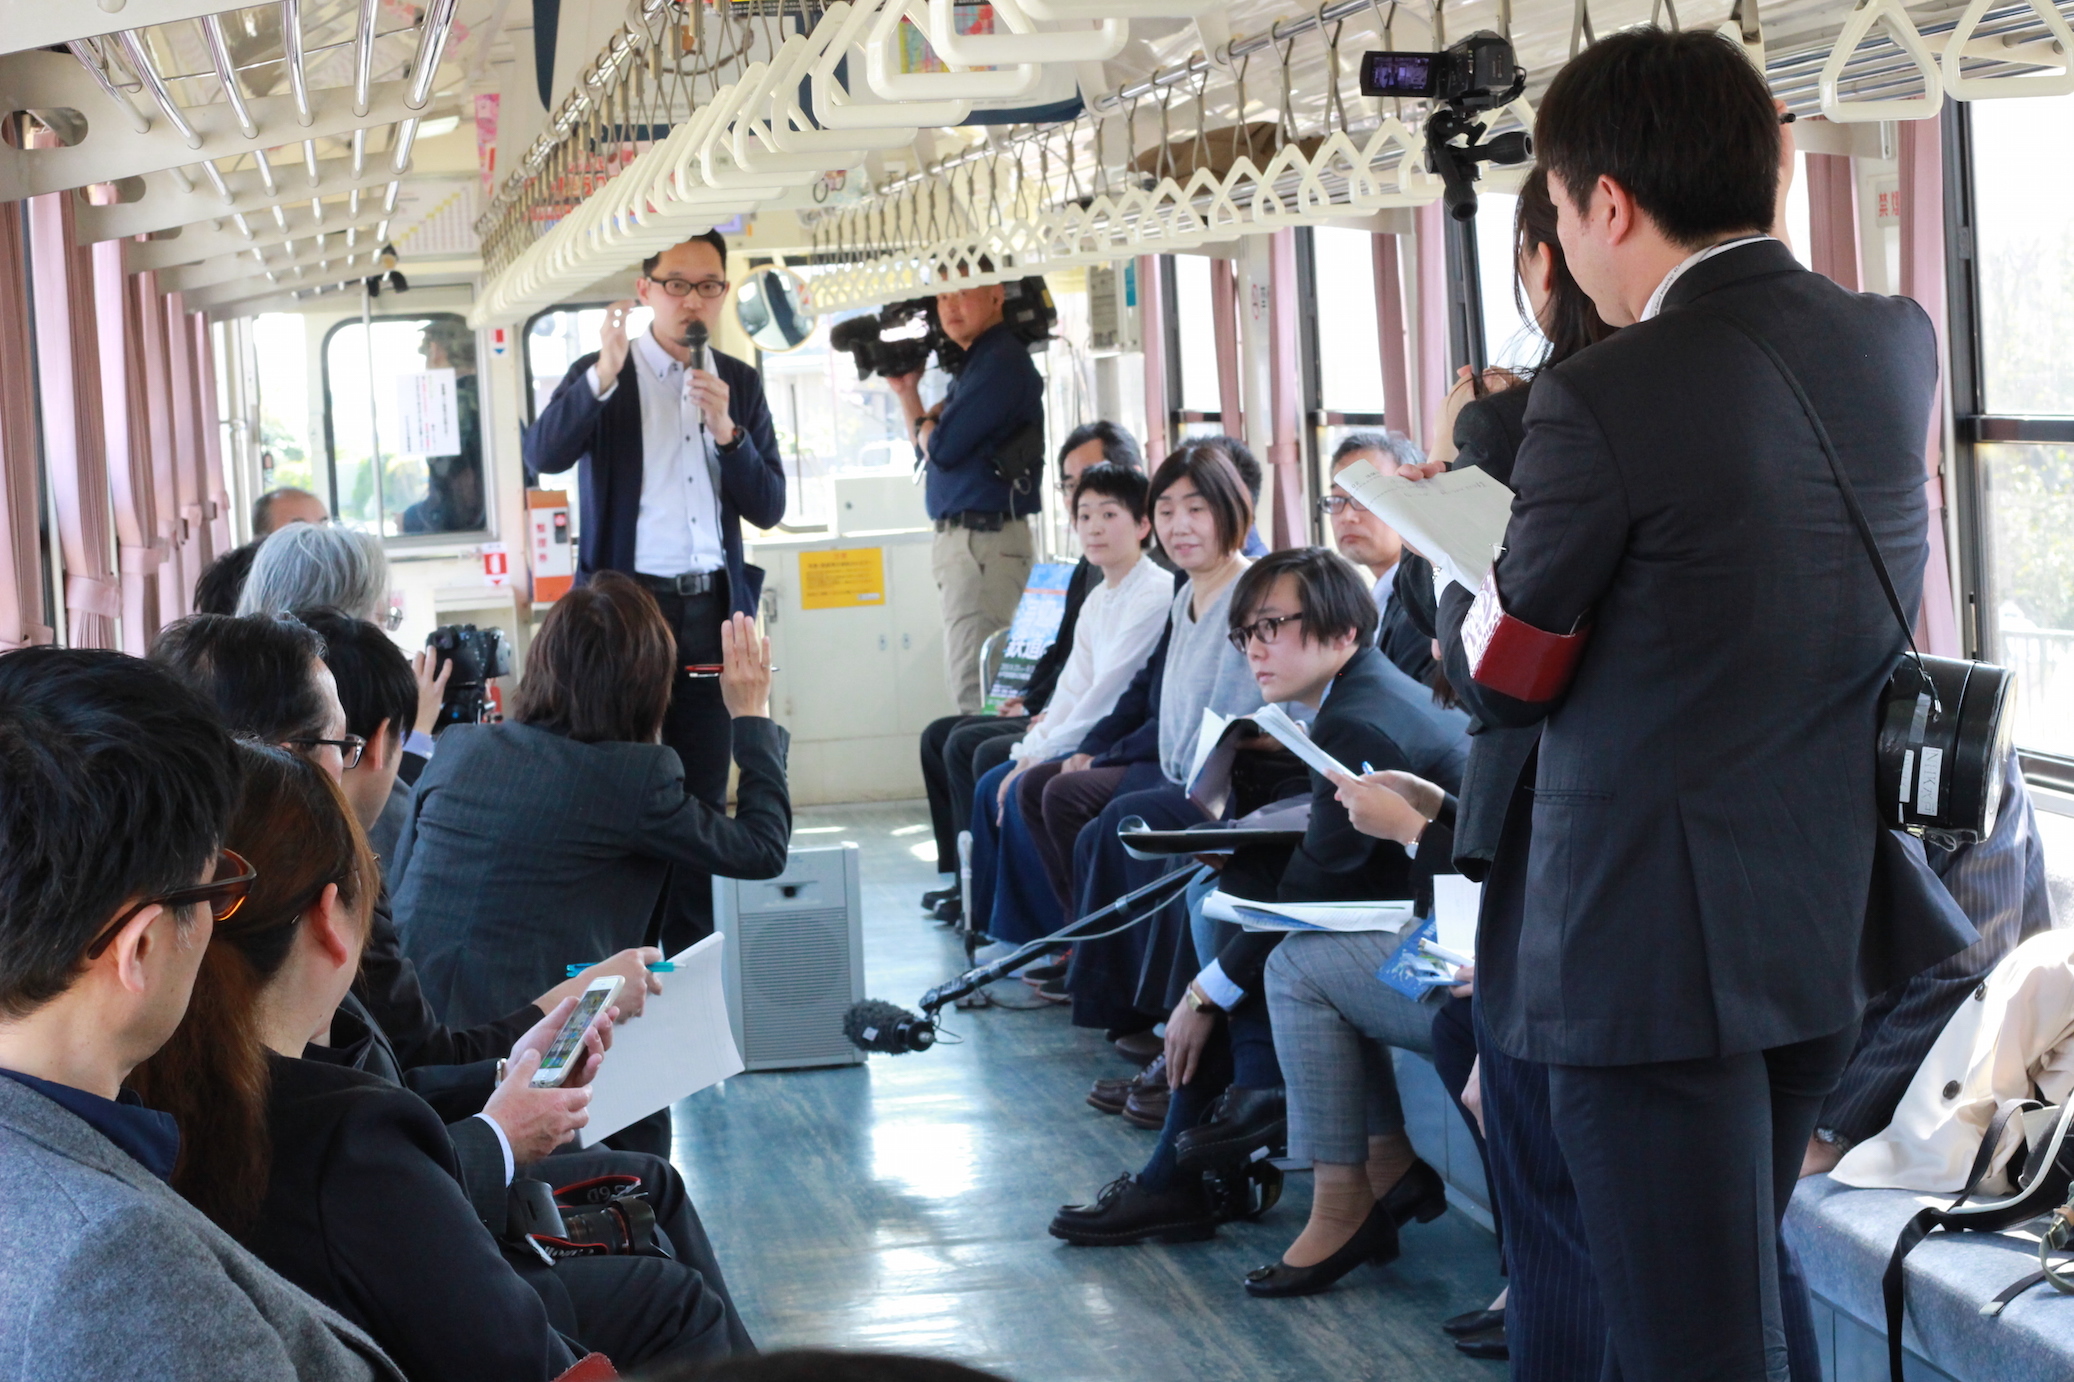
1548, 1021, 1858, 1382
534, 1147, 754, 1354
1430, 996, 1503, 1268
1030, 763, 1127, 906
1065, 784, 1203, 1032
529, 1251, 737, 1372
651, 586, 732, 957
919, 715, 1027, 874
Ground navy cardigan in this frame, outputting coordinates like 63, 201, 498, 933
522, 345, 785, 618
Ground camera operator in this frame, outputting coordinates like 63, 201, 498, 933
887, 275, 1045, 715
524, 229, 784, 953
1426, 29, 1964, 1379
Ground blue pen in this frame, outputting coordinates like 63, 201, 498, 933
1361, 762, 1375, 775
565, 961, 677, 977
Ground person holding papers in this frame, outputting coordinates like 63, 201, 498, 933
1051, 549, 1466, 1256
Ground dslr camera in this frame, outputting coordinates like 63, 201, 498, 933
1360, 32, 1530, 220
425, 623, 512, 730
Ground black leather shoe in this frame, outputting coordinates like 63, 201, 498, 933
1174, 1086, 1287, 1172
931, 897, 962, 925
1049, 1174, 1218, 1245
1441, 1307, 1505, 1338
1454, 1325, 1508, 1361
921, 886, 958, 910
1089, 1054, 1167, 1114
1023, 959, 1070, 984
1242, 1203, 1399, 1297
1380, 1158, 1450, 1227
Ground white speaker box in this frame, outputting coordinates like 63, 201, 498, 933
712, 844, 866, 1071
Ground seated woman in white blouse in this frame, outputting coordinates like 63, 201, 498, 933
969, 464, 1176, 946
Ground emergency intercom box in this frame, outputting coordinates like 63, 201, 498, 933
528, 490, 573, 602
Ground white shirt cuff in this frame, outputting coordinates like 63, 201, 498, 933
473, 1112, 516, 1184
590, 364, 617, 401
1196, 960, 1245, 1012
403, 729, 436, 760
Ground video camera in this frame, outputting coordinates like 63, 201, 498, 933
1360, 32, 1531, 220
425, 623, 512, 731
830, 277, 1057, 381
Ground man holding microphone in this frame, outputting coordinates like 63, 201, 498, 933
889, 277, 1046, 716
525, 229, 784, 951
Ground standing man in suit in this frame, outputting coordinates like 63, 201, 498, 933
1434, 30, 1969, 1378
888, 278, 1046, 716
525, 229, 785, 951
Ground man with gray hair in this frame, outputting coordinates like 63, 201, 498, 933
1320, 431, 1434, 683
252, 487, 329, 536
237, 524, 389, 626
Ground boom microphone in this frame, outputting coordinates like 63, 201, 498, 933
682, 319, 709, 372
843, 999, 936, 1054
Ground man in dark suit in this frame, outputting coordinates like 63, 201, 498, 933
1433, 30, 1971, 1378
525, 229, 785, 951
1320, 431, 1437, 684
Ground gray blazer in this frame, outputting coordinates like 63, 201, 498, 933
0, 1078, 400, 1382
392, 716, 791, 1027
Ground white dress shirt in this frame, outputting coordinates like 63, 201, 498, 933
1372, 560, 1399, 632
1640, 235, 1775, 322
592, 333, 725, 578
1012, 555, 1174, 765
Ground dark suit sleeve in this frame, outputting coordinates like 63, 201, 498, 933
320, 1090, 574, 1382
1082, 623, 1169, 763
634, 718, 793, 879
1451, 369, 1630, 728
444, 1114, 514, 1235
720, 359, 786, 530
354, 895, 539, 1072
524, 355, 607, 482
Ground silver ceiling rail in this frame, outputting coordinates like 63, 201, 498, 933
283, 0, 314, 126
354, 0, 381, 116
406, 0, 462, 109
116, 30, 203, 149
199, 14, 258, 139
67, 39, 153, 136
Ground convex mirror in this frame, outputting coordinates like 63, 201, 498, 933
736, 265, 817, 351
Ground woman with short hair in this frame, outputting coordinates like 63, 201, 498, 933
237, 523, 390, 624
392, 572, 790, 1032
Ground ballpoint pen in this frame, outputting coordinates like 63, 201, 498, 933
683, 665, 779, 678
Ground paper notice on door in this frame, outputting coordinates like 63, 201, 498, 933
1336, 459, 1515, 594
578, 933, 744, 1147
395, 368, 461, 456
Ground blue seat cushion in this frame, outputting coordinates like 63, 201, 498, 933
1786, 1175, 2074, 1382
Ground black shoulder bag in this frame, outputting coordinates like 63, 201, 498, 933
1697, 310, 2014, 846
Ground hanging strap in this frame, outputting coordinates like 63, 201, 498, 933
1688, 308, 1930, 684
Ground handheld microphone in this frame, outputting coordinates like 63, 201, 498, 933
842, 999, 936, 1055
682, 320, 709, 372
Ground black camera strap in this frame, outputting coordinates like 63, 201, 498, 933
1689, 307, 1933, 695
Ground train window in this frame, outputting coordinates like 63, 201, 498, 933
1312, 227, 1388, 414
1979, 442, 2074, 756
757, 290, 917, 531
1172, 254, 1223, 414
1972, 93, 2074, 416
1474, 192, 1547, 374
321, 313, 487, 541
250, 313, 317, 499
524, 303, 654, 424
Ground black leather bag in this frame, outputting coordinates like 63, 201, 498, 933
1699, 310, 2013, 845
989, 421, 1046, 493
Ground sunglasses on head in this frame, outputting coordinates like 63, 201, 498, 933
83, 849, 258, 961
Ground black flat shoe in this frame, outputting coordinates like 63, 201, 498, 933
1242, 1203, 1400, 1298
921, 886, 958, 909
1454, 1324, 1508, 1361
1175, 1086, 1286, 1172
1049, 1174, 1218, 1246
931, 897, 962, 925
1380, 1158, 1450, 1227
1441, 1307, 1505, 1337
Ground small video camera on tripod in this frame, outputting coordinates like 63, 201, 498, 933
1360, 32, 1533, 220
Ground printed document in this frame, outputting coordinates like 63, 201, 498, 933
1203, 891, 1416, 933
1336, 459, 1515, 593
579, 933, 744, 1147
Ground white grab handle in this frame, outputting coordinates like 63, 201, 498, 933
1941, 0, 2074, 100
1818, 0, 1945, 122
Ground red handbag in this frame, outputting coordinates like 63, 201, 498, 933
1461, 568, 1591, 702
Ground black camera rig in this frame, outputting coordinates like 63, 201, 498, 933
425, 623, 512, 731
1361, 32, 1532, 221
830, 276, 1057, 381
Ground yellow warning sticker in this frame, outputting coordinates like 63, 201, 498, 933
799, 547, 887, 610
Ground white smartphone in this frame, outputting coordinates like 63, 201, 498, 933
528, 975, 624, 1088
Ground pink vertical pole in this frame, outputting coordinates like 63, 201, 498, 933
1210, 257, 1245, 438
93, 238, 162, 655
1139, 254, 1169, 466
193, 312, 233, 556
1898, 122, 1960, 659
0, 205, 51, 649
1374, 232, 1413, 438
135, 271, 185, 626
165, 289, 209, 593
1266, 229, 1305, 550
1414, 201, 1451, 454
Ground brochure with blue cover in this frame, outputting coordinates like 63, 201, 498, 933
1375, 917, 1459, 1001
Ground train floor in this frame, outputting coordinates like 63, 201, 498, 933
671, 798, 1507, 1382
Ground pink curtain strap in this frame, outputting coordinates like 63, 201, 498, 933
65, 575, 123, 620
1805, 153, 1863, 292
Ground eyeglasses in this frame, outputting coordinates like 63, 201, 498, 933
84, 849, 258, 960
646, 276, 729, 300
1317, 495, 1356, 516
1228, 612, 1305, 653
287, 735, 368, 769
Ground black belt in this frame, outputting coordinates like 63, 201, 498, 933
634, 570, 724, 597
934, 511, 1016, 533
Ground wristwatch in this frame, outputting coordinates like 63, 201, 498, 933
495, 1058, 509, 1085
1185, 983, 1222, 1015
